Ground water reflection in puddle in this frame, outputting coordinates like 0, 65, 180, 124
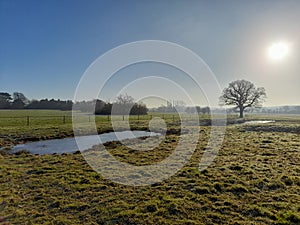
243, 120, 275, 124
12, 131, 160, 155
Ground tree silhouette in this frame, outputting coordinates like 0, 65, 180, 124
13, 92, 29, 104
0, 93, 12, 109
220, 79, 266, 118
94, 94, 148, 115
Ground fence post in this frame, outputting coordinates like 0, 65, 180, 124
123, 115, 124, 121
63, 115, 66, 124
138, 114, 139, 120
27, 116, 30, 126
107, 115, 109, 121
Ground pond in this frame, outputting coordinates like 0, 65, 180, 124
11, 131, 160, 155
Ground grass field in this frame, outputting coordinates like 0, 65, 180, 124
0, 110, 299, 224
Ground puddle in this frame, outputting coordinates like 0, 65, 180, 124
11, 131, 160, 155
243, 120, 275, 124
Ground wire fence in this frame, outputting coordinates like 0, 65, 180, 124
0, 114, 193, 126
0, 115, 71, 126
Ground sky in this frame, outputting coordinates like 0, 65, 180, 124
1, 0, 299, 107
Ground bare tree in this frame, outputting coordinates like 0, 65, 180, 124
113, 94, 134, 115
220, 79, 266, 118
116, 94, 134, 104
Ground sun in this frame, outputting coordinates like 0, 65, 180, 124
268, 42, 289, 60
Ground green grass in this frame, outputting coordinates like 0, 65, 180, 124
0, 109, 234, 127
0, 110, 299, 224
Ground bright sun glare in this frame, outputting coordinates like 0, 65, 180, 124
268, 42, 289, 60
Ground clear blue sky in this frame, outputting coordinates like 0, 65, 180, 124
1, 0, 299, 106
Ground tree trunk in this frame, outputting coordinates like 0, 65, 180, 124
239, 107, 244, 118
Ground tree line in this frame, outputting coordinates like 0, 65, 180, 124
149, 100, 211, 114
74, 94, 148, 115
0, 92, 148, 115
0, 92, 73, 110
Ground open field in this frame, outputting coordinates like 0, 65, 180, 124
0, 110, 299, 224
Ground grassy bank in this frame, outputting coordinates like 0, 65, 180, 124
0, 111, 299, 224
